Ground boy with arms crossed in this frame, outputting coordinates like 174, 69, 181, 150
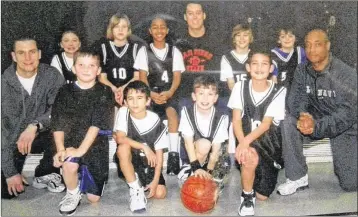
115, 81, 169, 213
177, 76, 229, 184
228, 48, 286, 216
52, 50, 115, 216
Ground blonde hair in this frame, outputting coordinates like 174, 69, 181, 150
231, 24, 253, 47
106, 13, 132, 40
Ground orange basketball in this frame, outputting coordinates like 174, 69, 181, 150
180, 176, 219, 213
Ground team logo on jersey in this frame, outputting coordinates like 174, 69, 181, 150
183, 49, 213, 72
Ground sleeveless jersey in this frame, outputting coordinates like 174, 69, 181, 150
56, 52, 76, 84
181, 104, 227, 143
101, 40, 139, 87
222, 50, 249, 82
147, 44, 174, 92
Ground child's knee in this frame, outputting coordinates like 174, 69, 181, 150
256, 192, 268, 201
87, 194, 101, 203
116, 143, 131, 160
62, 162, 79, 174
154, 186, 167, 199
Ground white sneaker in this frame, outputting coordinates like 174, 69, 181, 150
238, 192, 255, 216
59, 191, 82, 216
129, 186, 147, 213
33, 173, 66, 193
277, 174, 309, 196
177, 164, 192, 180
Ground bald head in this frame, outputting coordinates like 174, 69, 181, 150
304, 29, 331, 71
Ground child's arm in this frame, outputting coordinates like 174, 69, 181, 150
53, 131, 66, 168
146, 149, 163, 198
232, 108, 245, 144
115, 130, 156, 167
99, 73, 117, 93
226, 78, 236, 91
65, 126, 100, 158
159, 71, 181, 101
207, 142, 221, 171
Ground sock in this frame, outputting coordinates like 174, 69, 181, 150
169, 133, 179, 152
243, 189, 254, 195
128, 176, 140, 189
67, 186, 80, 195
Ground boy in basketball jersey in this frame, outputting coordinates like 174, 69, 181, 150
271, 27, 306, 92
134, 16, 185, 176
228, 48, 286, 216
114, 81, 169, 213
177, 76, 229, 184
51, 50, 115, 216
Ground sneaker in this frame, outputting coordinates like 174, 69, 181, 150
277, 174, 309, 196
129, 186, 147, 213
59, 191, 82, 216
238, 191, 256, 216
213, 178, 224, 195
166, 152, 180, 175
33, 173, 66, 193
177, 164, 192, 181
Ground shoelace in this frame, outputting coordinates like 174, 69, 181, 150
241, 194, 254, 208
130, 188, 147, 204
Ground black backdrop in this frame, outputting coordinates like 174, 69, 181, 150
1, 1, 357, 73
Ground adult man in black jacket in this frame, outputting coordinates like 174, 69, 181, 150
277, 29, 357, 195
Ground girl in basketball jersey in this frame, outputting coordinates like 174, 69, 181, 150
271, 27, 307, 90
98, 13, 143, 105
51, 30, 81, 84
134, 16, 185, 175
220, 24, 253, 91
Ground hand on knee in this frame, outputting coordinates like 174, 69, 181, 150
154, 187, 167, 199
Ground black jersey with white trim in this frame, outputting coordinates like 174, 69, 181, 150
101, 40, 139, 87
271, 46, 302, 88
241, 79, 285, 159
55, 52, 76, 84
182, 104, 227, 143
223, 50, 249, 82
147, 44, 174, 92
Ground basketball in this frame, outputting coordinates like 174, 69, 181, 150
180, 176, 219, 213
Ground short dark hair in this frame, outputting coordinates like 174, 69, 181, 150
73, 48, 100, 66
186, 2, 206, 13
193, 76, 218, 93
247, 45, 272, 64
13, 37, 38, 51
123, 80, 151, 100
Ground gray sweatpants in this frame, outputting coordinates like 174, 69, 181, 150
281, 115, 357, 192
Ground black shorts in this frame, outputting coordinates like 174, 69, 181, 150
151, 95, 179, 119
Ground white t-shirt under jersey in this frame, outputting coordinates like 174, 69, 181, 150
51, 52, 74, 75
114, 107, 168, 150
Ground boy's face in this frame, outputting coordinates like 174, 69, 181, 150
113, 19, 129, 42
192, 86, 218, 111
234, 30, 251, 49
246, 53, 273, 81
61, 32, 81, 55
149, 18, 168, 43
124, 89, 151, 115
278, 30, 296, 49
72, 56, 101, 83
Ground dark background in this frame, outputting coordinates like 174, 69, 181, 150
1, 1, 357, 73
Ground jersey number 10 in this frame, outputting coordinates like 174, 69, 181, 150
113, 68, 127, 79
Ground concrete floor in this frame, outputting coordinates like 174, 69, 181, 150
1, 162, 357, 216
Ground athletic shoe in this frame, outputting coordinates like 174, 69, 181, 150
213, 177, 224, 194
59, 190, 82, 216
238, 191, 256, 216
277, 174, 309, 196
129, 186, 147, 213
177, 164, 192, 180
166, 152, 180, 175
33, 173, 66, 193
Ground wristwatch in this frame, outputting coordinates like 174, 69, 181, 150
30, 120, 41, 132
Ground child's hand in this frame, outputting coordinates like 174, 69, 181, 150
151, 92, 166, 105
194, 168, 212, 179
114, 87, 124, 105
235, 142, 250, 165
159, 91, 173, 101
297, 112, 314, 135
65, 147, 85, 158
53, 150, 66, 168
143, 146, 156, 167
144, 180, 158, 199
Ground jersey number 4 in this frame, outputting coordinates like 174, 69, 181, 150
113, 68, 127, 79
161, 70, 169, 83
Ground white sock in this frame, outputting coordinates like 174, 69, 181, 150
243, 189, 254, 195
67, 186, 80, 195
128, 177, 140, 189
169, 133, 179, 152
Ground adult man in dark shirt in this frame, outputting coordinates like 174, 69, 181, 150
277, 29, 357, 195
